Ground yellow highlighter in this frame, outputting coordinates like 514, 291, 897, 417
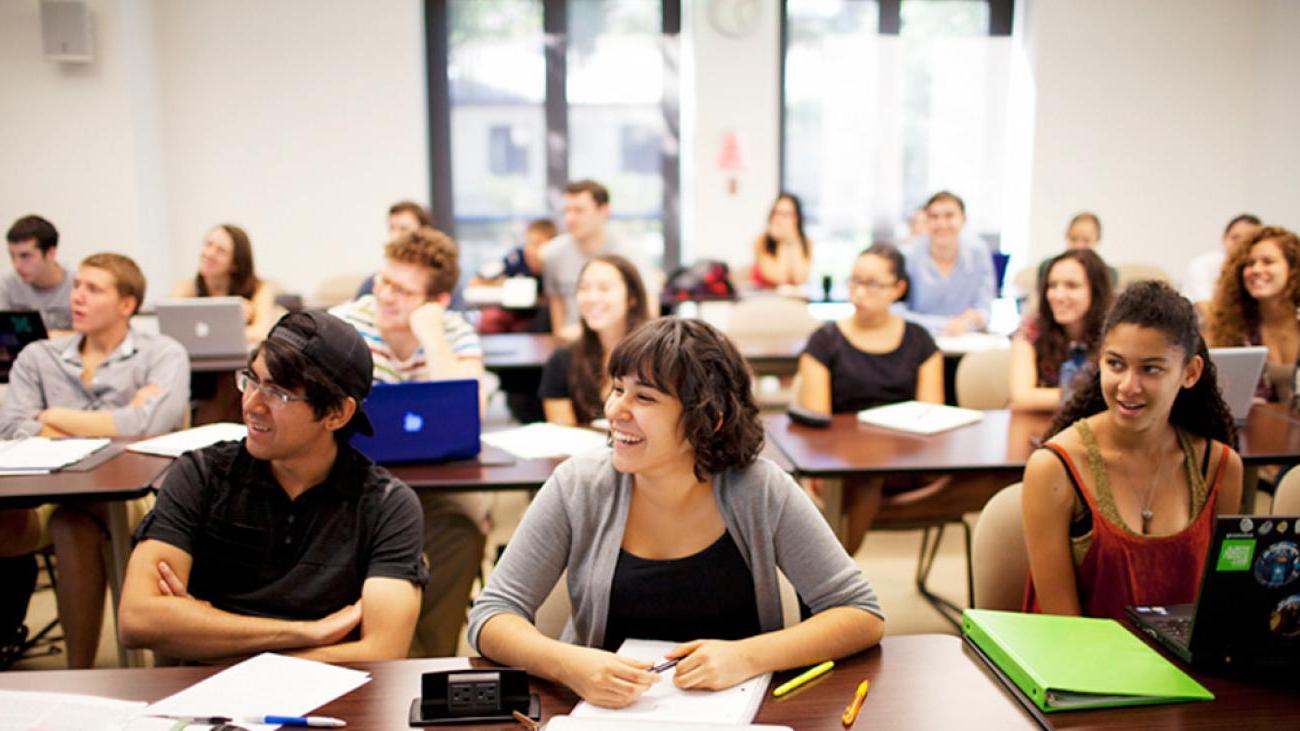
772, 660, 834, 697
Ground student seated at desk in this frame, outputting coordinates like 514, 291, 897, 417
751, 193, 812, 288
0, 253, 189, 668
170, 224, 276, 343
475, 218, 555, 335
795, 243, 942, 553
330, 227, 486, 659
1206, 226, 1300, 403
539, 255, 650, 426
470, 318, 885, 708
903, 190, 995, 336
2, 214, 73, 335
117, 311, 426, 662
1022, 281, 1243, 621
1010, 249, 1113, 411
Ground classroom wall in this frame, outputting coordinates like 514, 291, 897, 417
1022, 0, 1300, 276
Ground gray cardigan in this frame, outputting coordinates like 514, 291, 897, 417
467, 449, 884, 652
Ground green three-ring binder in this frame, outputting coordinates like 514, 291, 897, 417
962, 609, 1214, 712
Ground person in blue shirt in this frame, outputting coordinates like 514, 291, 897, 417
903, 191, 996, 336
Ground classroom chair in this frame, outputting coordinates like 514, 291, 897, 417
954, 349, 1012, 410
970, 482, 1028, 611
723, 296, 820, 339
1274, 468, 1300, 514
1114, 263, 1171, 291
1009, 265, 1038, 302
310, 273, 370, 309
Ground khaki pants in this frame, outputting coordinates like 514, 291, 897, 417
410, 492, 488, 657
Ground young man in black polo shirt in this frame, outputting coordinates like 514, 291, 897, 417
118, 311, 427, 662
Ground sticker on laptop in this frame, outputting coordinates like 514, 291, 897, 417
1216, 537, 1256, 572
1270, 594, 1300, 639
1253, 541, 1300, 589
1239, 517, 1254, 533
1260, 520, 1275, 536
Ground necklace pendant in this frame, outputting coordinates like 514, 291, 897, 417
1141, 508, 1154, 521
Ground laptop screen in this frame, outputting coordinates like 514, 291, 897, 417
0, 310, 49, 383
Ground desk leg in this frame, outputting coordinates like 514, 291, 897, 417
1241, 466, 1259, 514
805, 477, 846, 545
105, 502, 143, 668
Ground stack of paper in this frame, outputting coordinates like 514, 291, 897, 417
127, 422, 248, 457
856, 401, 984, 435
0, 437, 110, 474
0, 689, 146, 731
481, 423, 608, 459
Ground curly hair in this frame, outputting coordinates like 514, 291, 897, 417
568, 255, 651, 424
1032, 249, 1113, 386
606, 318, 764, 481
1206, 226, 1300, 348
1047, 281, 1237, 448
385, 226, 460, 297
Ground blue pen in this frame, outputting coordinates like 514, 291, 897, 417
245, 716, 346, 728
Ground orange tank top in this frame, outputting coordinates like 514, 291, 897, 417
1023, 421, 1230, 621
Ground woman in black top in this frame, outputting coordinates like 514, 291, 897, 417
795, 243, 943, 552
539, 255, 650, 425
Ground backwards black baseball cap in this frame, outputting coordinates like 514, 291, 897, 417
264, 309, 375, 436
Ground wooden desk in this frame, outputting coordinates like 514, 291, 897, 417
0, 447, 174, 668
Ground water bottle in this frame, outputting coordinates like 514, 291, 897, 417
1058, 343, 1089, 405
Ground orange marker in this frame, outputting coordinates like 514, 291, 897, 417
840, 679, 869, 726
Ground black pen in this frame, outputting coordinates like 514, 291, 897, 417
650, 658, 679, 673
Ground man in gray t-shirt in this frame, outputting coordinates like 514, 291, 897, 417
3, 215, 73, 332
542, 180, 659, 339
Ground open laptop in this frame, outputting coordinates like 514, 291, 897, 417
351, 380, 480, 464
155, 297, 248, 358
1126, 515, 1300, 670
0, 310, 49, 383
1208, 346, 1268, 424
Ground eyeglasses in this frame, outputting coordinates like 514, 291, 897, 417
235, 369, 308, 409
846, 278, 898, 291
373, 272, 426, 302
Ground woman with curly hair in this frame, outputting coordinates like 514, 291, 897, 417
1022, 281, 1243, 621
1206, 226, 1300, 402
540, 255, 650, 426
1010, 248, 1114, 411
470, 318, 885, 708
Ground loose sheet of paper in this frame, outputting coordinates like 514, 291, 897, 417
0, 689, 146, 731
127, 423, 248, 458
480, 423, 608, 459
0, 437, 110, 472
547, 718, 793, 731
570, 639, 770, 726
140, 653, 370, 731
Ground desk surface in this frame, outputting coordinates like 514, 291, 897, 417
4, 634, 1295, 729
0, 447, 173, 506
766, 404, 1300, 478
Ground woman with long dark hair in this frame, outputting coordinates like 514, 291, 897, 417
751, 193, 812, 288
1022, 281, 1243, 620
171, 224, 276, 342
1010, 248, 1113, 411
540, 255, 651, 425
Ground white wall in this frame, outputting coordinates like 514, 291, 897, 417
1022, 0, 1300, 275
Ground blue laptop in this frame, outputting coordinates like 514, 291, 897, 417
351, 380, 480, 464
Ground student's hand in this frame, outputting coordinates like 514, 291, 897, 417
156, 560, 194, 599
558, 645, 657, 708
666, 639, 759, 691
301, 601, 363, 648
130, 384, 163, 408
408, 301, 447, 334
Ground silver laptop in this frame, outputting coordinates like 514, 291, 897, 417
156, 297, 248, 358
1208, 346, 1268, 424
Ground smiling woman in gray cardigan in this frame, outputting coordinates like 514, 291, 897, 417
469, 318, 886, 709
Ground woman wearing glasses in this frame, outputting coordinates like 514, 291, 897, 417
794, 244, 942, 553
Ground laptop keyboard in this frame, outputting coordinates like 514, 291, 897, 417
1148, 616, 1193, 648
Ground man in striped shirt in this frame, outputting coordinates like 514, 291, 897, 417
331, 227, 487, 657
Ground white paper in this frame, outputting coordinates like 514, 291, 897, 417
0, 437, 109, 471
856, 400, 985, 435
569, 640, 770, 726
547, 718, 793, 731
141, 653, 370, 731
481, 423, 608, 459
127, 423, 248, 457
0, 689, 147, 731
933, 332, 1010, 354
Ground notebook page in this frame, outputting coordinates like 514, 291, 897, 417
127, 423, 248, 457
480, 423, 608, 459
0, 437, 109, 471
0, 689, 147, 731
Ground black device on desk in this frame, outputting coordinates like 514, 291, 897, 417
1126, 515, 1300, 670
0, 310, 48, 383
787, 404, 832, 428
409, 668, 540, 725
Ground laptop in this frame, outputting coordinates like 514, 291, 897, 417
1126, 514, 1300, 670
0, 310, 49, 383
351, 380, 480, 464
1208, 346, 1268, 424
156, 297, 248, 358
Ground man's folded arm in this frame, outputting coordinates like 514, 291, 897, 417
289, 576, 421, 662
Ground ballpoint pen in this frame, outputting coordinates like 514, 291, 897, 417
244, 715, 346, 728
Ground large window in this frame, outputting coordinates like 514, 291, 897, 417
430, 0, 680, 278
783, 0, 1011, 274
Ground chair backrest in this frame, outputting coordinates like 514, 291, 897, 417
1115, 263, 1171, 291
972, 482, 1029, 611
1275, 468, 1300, 514
311, 273, 370, 309
1009, 265, 1038, 300
955, 349, 1013, 409
724, 296, 820, 338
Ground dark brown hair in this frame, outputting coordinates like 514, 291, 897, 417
568, 255, 651, 423
385, 226, 460, 297
80, 253, 146, 315
925, 190, 965, 215
250, 335, 356, 441
195, 224, 259, 300
1031, 248, 1113, 386
388, 200, 431, 226
1207, 226, 1300, 349
1067, 212, 1102, 240
606, 318, 764, 480
1047, 281, 1237, 448
6, 215, 58, 252
526, 218, 558, 240
763, 193, 809, 258
564, 179, 610, 207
